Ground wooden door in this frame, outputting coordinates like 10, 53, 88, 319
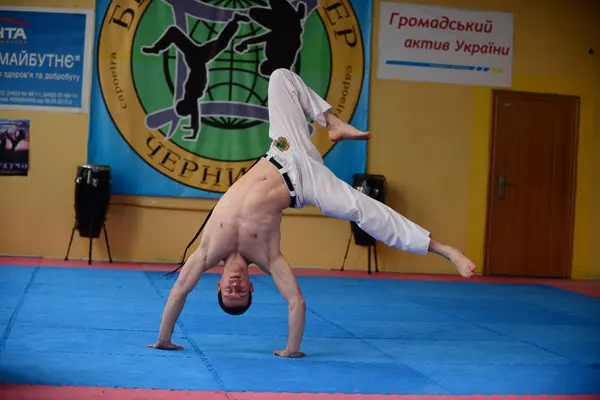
485, 90, 580, 278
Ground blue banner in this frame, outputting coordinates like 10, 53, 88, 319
88, 0, 371, 198
0, 6, 94, 112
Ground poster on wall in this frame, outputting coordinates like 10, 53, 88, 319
86, 0, 372, 198
0, 6, 94, 113
0, 119, 30, 176
377, 2, 513, 87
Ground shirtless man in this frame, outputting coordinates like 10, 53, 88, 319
148, 68, 476, 358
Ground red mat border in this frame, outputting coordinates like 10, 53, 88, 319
0, 384, 597, 400
1, 256, 599, 298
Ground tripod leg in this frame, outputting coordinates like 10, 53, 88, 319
103, 222, 113, 263
65, 219, 76, 261
367, 245, 372, 275
340, 230, 353, 271
88, 223, 93, 265
374, 242, 379, 273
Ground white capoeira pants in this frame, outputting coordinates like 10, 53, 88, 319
265, 69, 432, 256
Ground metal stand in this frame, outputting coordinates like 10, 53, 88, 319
65, 220, 113, 265
340, 230, 379, 274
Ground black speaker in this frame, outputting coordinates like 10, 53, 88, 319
74, 164, 111, 238
351, 173, 387, 246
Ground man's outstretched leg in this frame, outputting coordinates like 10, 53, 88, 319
267, 68, 330, 140
267, 69, 370, 156
306, 158, 475, 277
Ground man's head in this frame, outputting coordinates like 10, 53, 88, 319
217, 255, 254, 315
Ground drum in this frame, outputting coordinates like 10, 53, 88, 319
74, 164, 111, 238
351, 173, 387, 246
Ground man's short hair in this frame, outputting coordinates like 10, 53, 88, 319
217, 291, 252, 315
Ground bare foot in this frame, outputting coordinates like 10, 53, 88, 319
450, 252, 476, 278
328, 122, 371, 142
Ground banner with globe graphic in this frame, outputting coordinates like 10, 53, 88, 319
87, 0, 372, 198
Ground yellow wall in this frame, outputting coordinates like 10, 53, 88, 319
591, 97, 600, 278
0, 0, 598, 279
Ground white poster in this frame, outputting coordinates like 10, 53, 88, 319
377, 2, 513, 87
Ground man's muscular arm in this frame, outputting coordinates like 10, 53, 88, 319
148, 249, 211, 350
269, 254, 306, 358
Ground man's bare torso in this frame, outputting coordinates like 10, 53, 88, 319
202, 158, 291, 271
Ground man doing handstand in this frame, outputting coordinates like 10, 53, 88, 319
148, 68, 476, 357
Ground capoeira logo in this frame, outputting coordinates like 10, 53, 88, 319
97, 0, 364, 192
273, 137, 290, 152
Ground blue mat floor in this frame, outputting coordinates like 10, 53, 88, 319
0, 265, 599, 395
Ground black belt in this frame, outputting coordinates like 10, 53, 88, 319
268, 157, 297, 208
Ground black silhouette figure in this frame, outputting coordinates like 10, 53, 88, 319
235, 0, 306, 77
141, 13, 250, 140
